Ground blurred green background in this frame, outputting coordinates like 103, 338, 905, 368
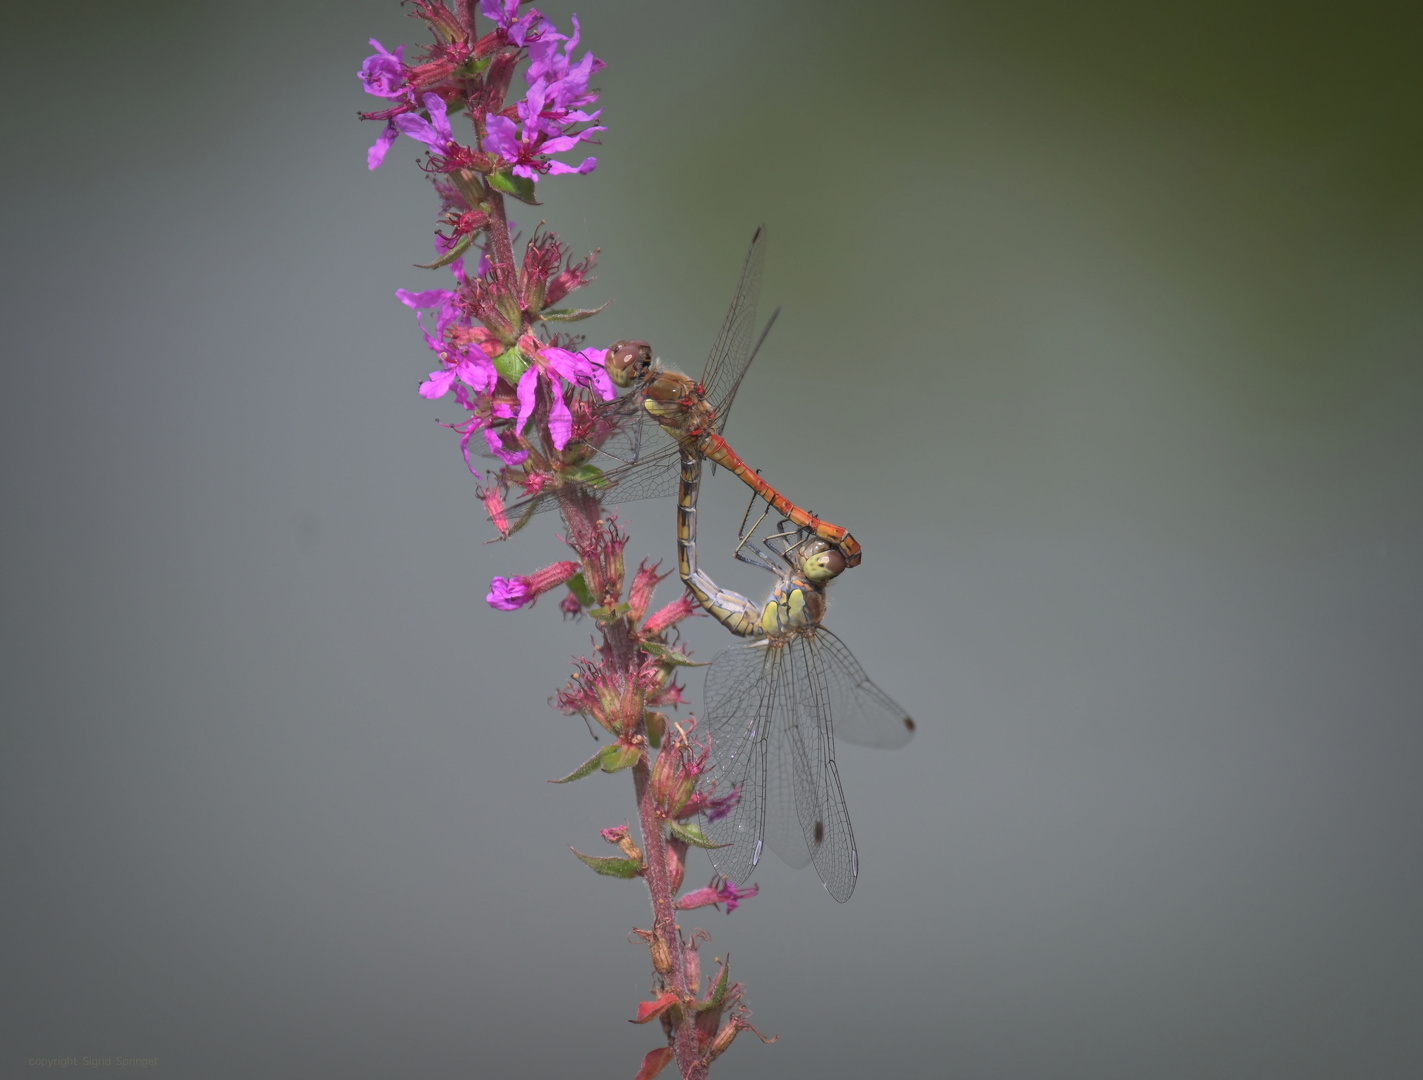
3, 1, 1421, 1077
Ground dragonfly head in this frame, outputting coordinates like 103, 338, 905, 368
798, 539, 846, 583
606, 340, 654, 389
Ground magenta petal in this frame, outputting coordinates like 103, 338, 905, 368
456, 355, 494, 394
395, 112, 437, 146
419, 368, 457, 400
582, 348, 616, 400
487, 576, 533, 611
422, 93, 453, 143
484, 115, 520, 159
514, 366, 539, 435
545, 156, 597, 176
367, 121, 398, 171
397, 287, 456, 310
539, 346, 580, 383
484, 427, 529, 466
548, 387, 573, 450
458, 427, 483, 477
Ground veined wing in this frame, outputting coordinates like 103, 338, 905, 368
700, 641, 777, 889
702, 636, 859, 902
499, 405, 685, 525
811, 629, 917, 749
699, 227, 767, 425
784, 634, 857, 902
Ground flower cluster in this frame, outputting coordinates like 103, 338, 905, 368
360, 0, 614, 497
360, 0, 603, 178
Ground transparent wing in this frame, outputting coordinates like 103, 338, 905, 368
700, 227, 767, 425
498, 404, 686, 526
787, 635, 857, 902
701, 636, 859, 902
701, 642, 778, 888
812, 628, 917, 749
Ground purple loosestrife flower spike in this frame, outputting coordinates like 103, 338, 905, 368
355, 6, 772, 1072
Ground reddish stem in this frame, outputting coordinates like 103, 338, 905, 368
456, 0, 477, 38
634, 753, 707, 1080
455, 0, 517, 275
561, 492, 705, 1078
484, 189, 518, 277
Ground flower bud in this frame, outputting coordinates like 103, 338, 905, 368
667, 836, 688, 894
650, 739, 701, 819
479, 485, 509, 536
643, 595, 695, 637
627, 560, 667, 626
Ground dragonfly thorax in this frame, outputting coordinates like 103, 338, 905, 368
760, 575, 827, 637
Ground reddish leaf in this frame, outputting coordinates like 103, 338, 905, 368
633, 1046, 676, 1080
630, 991, 680, 1024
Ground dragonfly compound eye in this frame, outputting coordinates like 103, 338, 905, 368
802, 545, 846, 582
607, 340, 653, 388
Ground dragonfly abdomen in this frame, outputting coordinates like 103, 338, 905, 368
677, 447, 763, 638
698, 433, 863, 567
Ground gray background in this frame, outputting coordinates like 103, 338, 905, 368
3, 1, 1421, 1077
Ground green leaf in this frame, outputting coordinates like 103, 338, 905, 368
562, 462, 610, 488
549, 747, 605, 784
492, 344, 529, 383
415, 232, 474, 270
600, 742, 643, 773
588, 602, 631, 624
696, 959, 731, 1012
540, 301, 613, 323
487, 169, 539, 204
571, 847, 642, 878
566, 572, 594, 610
668, 821, 725, 850
641, 641, 706, 667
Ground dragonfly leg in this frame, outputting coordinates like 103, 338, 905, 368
736, 486, 770, 541
732, 493, 782, 572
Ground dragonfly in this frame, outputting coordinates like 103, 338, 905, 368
497, 227, 862, 566
676, 446, 915, 902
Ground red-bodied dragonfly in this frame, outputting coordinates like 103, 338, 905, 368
675, 446, 914, 902
495, 227, 862, 566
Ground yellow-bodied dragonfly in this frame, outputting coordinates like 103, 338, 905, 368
498, 227, 862, 566
676, 447, 914, 902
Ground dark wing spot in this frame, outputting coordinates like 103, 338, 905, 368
813, 820, 824, 846
903, 716, 916, 732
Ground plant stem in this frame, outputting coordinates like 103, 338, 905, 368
634, 754, 707, 1080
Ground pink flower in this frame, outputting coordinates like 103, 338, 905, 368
676, 878, 759, 914
486, 560, 580, 611
359, 39, 408, 99
513, 338, 615, 451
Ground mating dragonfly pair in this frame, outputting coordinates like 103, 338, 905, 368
512, 228, 915, 902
